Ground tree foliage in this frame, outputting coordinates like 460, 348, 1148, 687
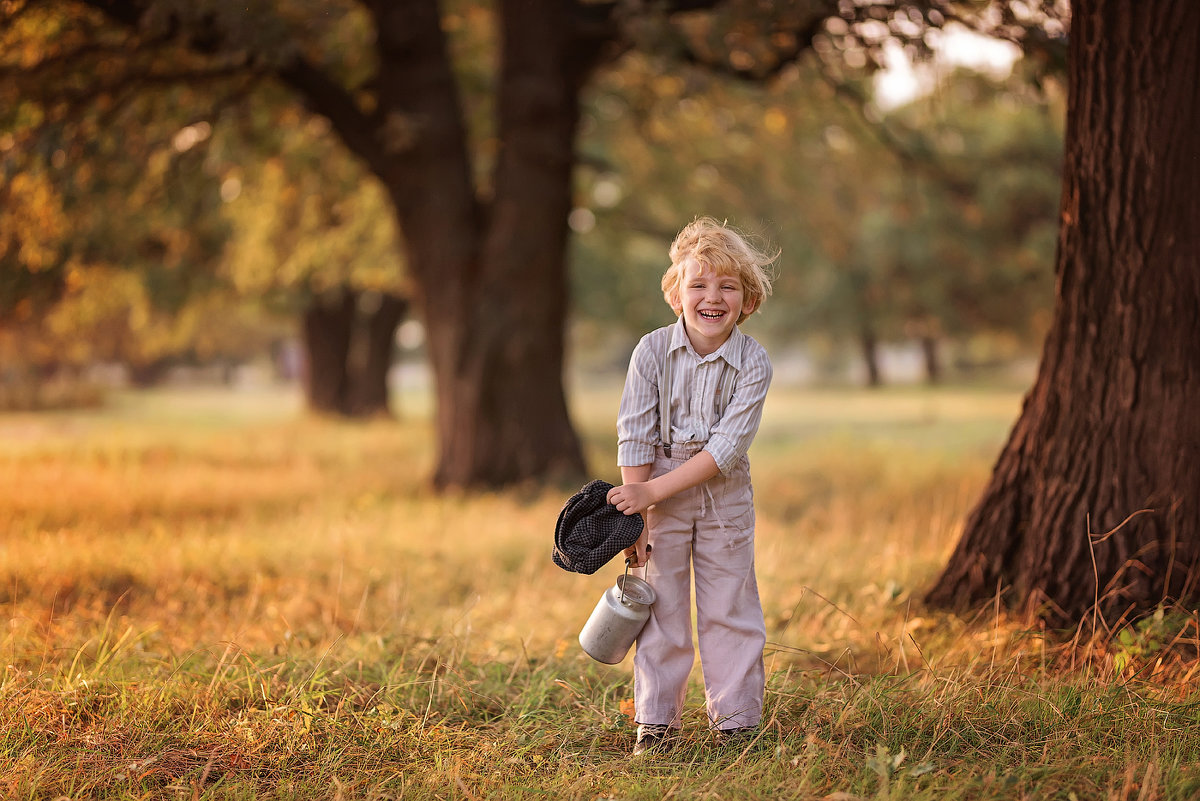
2, 0, 1069, 483
0, 1, 405, 388
571, 51, 1063, 382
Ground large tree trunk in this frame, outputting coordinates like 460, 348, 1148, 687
429, 0, 588, 487
925, 0, 1200, 625
370, 0, 593, 488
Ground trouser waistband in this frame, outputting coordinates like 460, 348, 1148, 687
656, 443, 705, 460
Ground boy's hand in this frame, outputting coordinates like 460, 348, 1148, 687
607, 481, 657, 516
623, 524, 651, 568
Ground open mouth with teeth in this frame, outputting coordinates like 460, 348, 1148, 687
699, 310, 726, 320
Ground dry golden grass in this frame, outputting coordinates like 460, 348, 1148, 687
2, 383, 1199, 799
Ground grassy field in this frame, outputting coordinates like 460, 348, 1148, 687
2, 382, 1199, 799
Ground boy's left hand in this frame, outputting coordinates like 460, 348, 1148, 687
607, 481, 656, 516
623, 528, 651, 568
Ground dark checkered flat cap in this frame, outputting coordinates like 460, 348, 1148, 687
552, 479, 645, 575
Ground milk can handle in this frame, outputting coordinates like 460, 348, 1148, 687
620, 543, 652, 604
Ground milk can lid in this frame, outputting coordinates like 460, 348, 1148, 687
616, 574, 656, 606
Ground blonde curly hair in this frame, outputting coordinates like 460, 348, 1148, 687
661, 217, 777, 324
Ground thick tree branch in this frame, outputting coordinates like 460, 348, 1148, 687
2, 55, 254, 91
275, 58, 389, 180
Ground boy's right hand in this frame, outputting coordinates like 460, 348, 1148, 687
607, 480, 658, 516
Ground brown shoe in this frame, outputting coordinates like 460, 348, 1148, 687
713, 726, 759, 747
633, 724, 674, 756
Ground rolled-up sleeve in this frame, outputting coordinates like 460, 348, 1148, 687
616, 332, 664, 468
704, 341, 772, 474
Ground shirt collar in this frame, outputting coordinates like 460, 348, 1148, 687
669, 316, 744, 369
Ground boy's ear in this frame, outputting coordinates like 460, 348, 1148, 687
665, 287, 682, 314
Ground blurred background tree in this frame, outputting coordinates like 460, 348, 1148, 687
1, 0, 1067, 485
0, 3, 408, 415
213, 94, 410, 416
571, 55, 1062, 386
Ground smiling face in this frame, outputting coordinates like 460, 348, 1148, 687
672, 257, 756, 356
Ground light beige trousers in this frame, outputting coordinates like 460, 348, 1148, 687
633, 446, 766, 731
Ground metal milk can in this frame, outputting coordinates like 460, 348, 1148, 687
579, 562, 656, 665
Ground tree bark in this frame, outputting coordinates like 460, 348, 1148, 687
925, 0, 1200, 625
348, 292, 408, 417
302, 288, 355, 415
428, 0, 593, 487
367, 0, 595, 488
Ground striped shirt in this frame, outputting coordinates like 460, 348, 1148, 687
617, 317, 772, 475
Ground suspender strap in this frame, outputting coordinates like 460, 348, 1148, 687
659, 347, 674, 457
715, 359, 736, 417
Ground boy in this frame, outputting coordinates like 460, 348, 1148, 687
607, 216, 775, 755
